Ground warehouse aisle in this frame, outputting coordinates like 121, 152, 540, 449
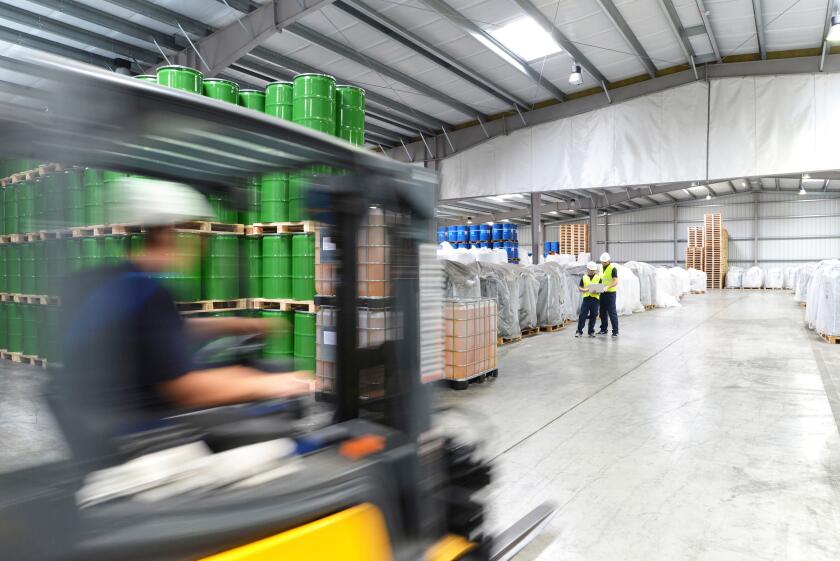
438, 291, 840, 561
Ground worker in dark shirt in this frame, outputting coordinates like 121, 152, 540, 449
575, 262, 602, 338
58, 179, 309, 461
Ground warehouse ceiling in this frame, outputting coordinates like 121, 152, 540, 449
436, 174, 840, 224
0, 0, 836, 151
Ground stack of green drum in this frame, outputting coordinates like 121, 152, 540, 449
259, 82, 294, 224
4, 182, 16, 234
203, 234, 239, 300
34, 240, 47, 296
7, 243, 19, 293
203, 78, 240, 224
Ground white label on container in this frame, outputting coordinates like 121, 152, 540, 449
322, 237, 336, 251
323, 330, 337, 345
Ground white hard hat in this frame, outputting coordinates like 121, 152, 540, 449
587, 261, 598, 271
112, 177, 214, 226
600, 252, 611, 262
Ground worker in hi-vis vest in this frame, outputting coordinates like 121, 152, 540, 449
598, 252, 619, 337
575, 262, 602, 338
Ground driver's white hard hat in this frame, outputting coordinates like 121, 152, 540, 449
112, 177, 214, 226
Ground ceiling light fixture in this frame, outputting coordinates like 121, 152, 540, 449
827, 15, 840, 43
501, 218, 510, 223
487, 221, 494, 225
550, 210, 558, 215
466, 218, 472, 225
799, 186, 807, 195
741, 181, 746, 187
706, 194, 712, 200
569, 63, 583, 86
489, 17, 562, 62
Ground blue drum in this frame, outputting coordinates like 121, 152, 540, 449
479, 242, 490, 248
468, 225, 481, 242
510, 224, 518, 241
479, 224, 491, 241
492, 241, 504, 249
544, 241, 552, 253
502, 224, 513, 241
437, 227, 447, 243
491, 224, 504, 241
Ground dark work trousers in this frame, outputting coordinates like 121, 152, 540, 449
599, 291, 619, 335
577, 297, 600, 335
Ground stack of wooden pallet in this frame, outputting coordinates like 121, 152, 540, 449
703, 213, 729, 289
685, 226, 704, 270
558, 223, 589, 257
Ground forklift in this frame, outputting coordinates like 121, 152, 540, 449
0, 53, 553, 561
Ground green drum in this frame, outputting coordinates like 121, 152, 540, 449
0, 244, 5, 293
40, 174, 63, 230
336, 85, 365, 146
7, 302, 22, 353
81, 237, 103, 270
259, 172, 288, 223
291, 233, 314, 301
34, 241, 47, 296
103, 170, 128, 224
265, 81, 293, 120
84, 168, 105, 226
0, 302, 6, 350
7, 243, 20, 293
64, 169, 85, 227
240, 176, 260, 226
242, 236, 262, 298
66, 238, 83, 274
4, 183, 17, 234
157, 65, 202, 95
293, 311, 316, 371
17, 180, 33, 234
22, 304, 38, 357
238, 89, 265, 112
262, 234, 291, 298
202, 78, 239, 104
19, 242, 35, 295
161, 232, 201, 301
262, 309, 293, 358
46, 239, 63, 296
207, 195, 238, 224
129, 233, 145, 256
292, 73, 336, 134
0, 188, 4, 235
134, 74, 157, 83
287, 172, 305, 223
203, 234, 239, 300
104, 235, 128, 266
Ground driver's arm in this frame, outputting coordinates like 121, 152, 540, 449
159, 368, 312, 409
185, 317, 279, 340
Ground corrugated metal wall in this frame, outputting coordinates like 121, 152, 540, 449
597, 193, 840, 270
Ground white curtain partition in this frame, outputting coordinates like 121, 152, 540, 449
440, 74, 840, 200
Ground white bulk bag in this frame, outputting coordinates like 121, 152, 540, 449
687, 268, 707, 292
725, 267, 743, 289
654, 267, 681, 308
742, 266, 764, 289
764, 267, 784, 289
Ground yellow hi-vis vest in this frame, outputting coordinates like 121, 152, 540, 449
582, 273, 601, 299
601, 263, 617, 292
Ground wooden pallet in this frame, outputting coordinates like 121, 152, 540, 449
691, 290, 706, 294
175, 299, 248, 313
245, 221, 317, 236
72, 224, 145, 238
249, 298, 316, 312
497, 335, 522, 346
444, 368, 499, 391
37, 229, 72, 240
1, 178, 8, 187
0, 234, 24, 244
1, 350, 22, 362
37, 163, 64, 175
644, 304, 656, 310
20, 355, 48, 368
175, 221, 244, 234
521, 327, 540, 338
818, 332, 839, 344
539, 324, 565, 332
11, 294, 60, 305
799, 302, 807, 308
10, 171, 35, 183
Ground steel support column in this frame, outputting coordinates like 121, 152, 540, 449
753, 191, 759, 265
589, 207, 599, 259
531, 192, 542, 264
673, 203, 679, 265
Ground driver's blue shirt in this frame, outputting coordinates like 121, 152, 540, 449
60, 262, 192, 419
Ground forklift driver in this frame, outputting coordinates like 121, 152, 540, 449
58, 178, 311, 462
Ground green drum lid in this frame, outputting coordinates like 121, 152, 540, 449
134, 74, 157, 83
203, 78, 239, 104
238, 89, 266, 112
262, 309, 294, 357
293, 311, 316, 371
264, 81, 293, 120
259, 172, 289, 223
262, 234, 292, 299
157, 65, 203, 95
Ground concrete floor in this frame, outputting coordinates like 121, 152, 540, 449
3, 290, 840, 560
438, 290, 840, 561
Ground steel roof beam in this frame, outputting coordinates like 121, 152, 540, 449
335, 0, 529, 110
0, 4, 160, 65
239, 52, 447, 132
694, 0, 721, 63
25, 0, 181, 51
0, 25, 115, 68
595, 0, 657, 78
510, 0, 608, 84
418, 0, 567, 102
287, 23, 487, 120
159, 0, 335, 74
365, 122, 402, 143
751, 0, 767, 60
102, 0, 212, 37
658, 0, 696, 63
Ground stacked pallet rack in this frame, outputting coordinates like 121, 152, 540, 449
685, 226, 704, 270
703, 213, 729, 289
